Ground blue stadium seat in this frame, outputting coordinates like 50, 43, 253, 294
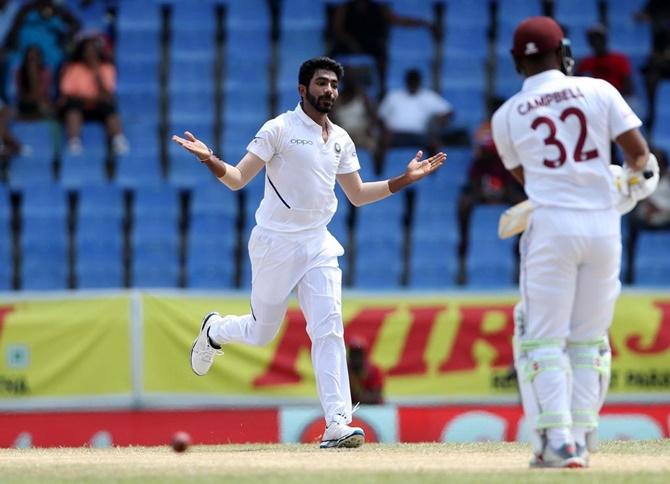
445, 0, 489, 28
131, 244, 180, 288
494, 53, 523, 99
0, 184, 10, 225
20, 184, 67, 219
554, 0, 599, 28
442, 52, 487, 89
186, 248, 235, 289
117, 0, 161, 32
75, 237, 124, 289
225, 28, 271, 63
169, 59, 215, 92
409, 243, 458, 288
497, 0, 543, 27
465, 204, 517, 287
443, 85, 487, 129
60, 152, 107, 189
133, 185, 180, 220
191, 182, 238, 218
116, 154, 163, 188
116, 30, 160, 63
225, 0, 271, 29
10, 121, 58, 159
21, 246, 68, 290
633, 231, 670, 285
278, 30, 325, 81
171, 30, 217, 63
280, 0, 326, 30
169, 89, 216, 125
0, 187, 11, 289
20, 217, 68, 290
116, 121, 160, 158
223, 85, 270, 125
8, 153, 53, 188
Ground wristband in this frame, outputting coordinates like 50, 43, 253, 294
198, 148, 213, 162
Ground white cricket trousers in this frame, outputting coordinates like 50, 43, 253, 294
520, 207, 621, 342
518, 206, 621, 447
209, 225, 352, 426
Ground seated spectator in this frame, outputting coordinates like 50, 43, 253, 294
634, 0, 670, 132
0, 98, 21, 157
0, 0, 22, 102
456, 97, 526, 285
576, 24, 634, 97
5, 0, 81, 72
58, 35, 128, 155
347, 335, 384, 405
377, 69, 452, 170
329, 0, 437, 95
15, 45, 54, 119
329, 72, 377, 153
625, 147, 670, 283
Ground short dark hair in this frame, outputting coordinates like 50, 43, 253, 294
298, 57, 344, 87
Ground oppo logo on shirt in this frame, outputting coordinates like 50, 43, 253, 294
290, 138, 313, 145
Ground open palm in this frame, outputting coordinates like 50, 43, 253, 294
405, 150, 447, 182
171, 131, 211, 161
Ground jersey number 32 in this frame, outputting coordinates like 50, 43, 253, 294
531, 107, 599, 168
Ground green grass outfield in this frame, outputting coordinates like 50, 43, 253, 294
0, 441, 668, 483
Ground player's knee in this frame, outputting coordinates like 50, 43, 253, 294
520, 344, 569, 382
248, 320, 283, 346
567, 337, 611, 374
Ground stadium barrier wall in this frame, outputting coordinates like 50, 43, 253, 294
0, 404, 668, 448
1, 290, 669, 447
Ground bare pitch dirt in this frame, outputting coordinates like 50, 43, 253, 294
0, 441, 668, 483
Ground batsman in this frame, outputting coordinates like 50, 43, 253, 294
491, 17, 659, 468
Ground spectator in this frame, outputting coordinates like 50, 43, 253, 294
0, 0, 22, 102
625, 147, 670, 282
456, 97, 525, 285
58, 35, 128, 155
329, 72, 377, 153
347, 336, 384, 405
15, 45, 53, 119
0, 98, 21, 157
634, 0, 670, 132
377, 69, 452, 171
576, 24, 634, 97
5, 0, 81, 72
329, 0, 437, 94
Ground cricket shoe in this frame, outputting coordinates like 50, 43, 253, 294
575, 444, 590, 467
190, 312, 223, 376
529, 443, 585, 469
320, 422, 365, 449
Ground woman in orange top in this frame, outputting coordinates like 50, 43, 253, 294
59, 36, 128, 155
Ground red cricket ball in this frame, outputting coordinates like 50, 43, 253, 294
171, 431, 191, 453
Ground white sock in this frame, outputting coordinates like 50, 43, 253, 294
572, 426, 587, 447
547, 427, 573, 449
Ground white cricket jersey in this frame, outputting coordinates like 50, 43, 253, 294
246, 103, 361, 233
491, 70, 642, 210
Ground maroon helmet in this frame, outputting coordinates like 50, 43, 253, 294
511, 16, 574, 75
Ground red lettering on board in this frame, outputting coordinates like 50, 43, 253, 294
388, 306, 446, 376
626, 301, 670, 354
439, 304, 515, 373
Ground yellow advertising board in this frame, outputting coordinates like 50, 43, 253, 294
0, 296, 132, 400
142, 292, 670, 398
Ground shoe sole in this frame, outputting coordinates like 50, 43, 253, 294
190, 312, 219, 376
530, 458, 585, 469
320, 430, 365, 449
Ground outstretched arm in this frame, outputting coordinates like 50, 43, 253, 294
337, 150, 445, 206
172, 131, 265, 190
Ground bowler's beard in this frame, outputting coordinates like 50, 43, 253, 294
305, 90, 335, 113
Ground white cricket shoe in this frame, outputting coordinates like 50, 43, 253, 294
190, 312, 223, 376
530, 443, 585, 469
320, 422, 365, 449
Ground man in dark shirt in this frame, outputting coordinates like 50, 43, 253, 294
576, 24, 633, 96
347, 335, 384, 405
329, 0, 436, 94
